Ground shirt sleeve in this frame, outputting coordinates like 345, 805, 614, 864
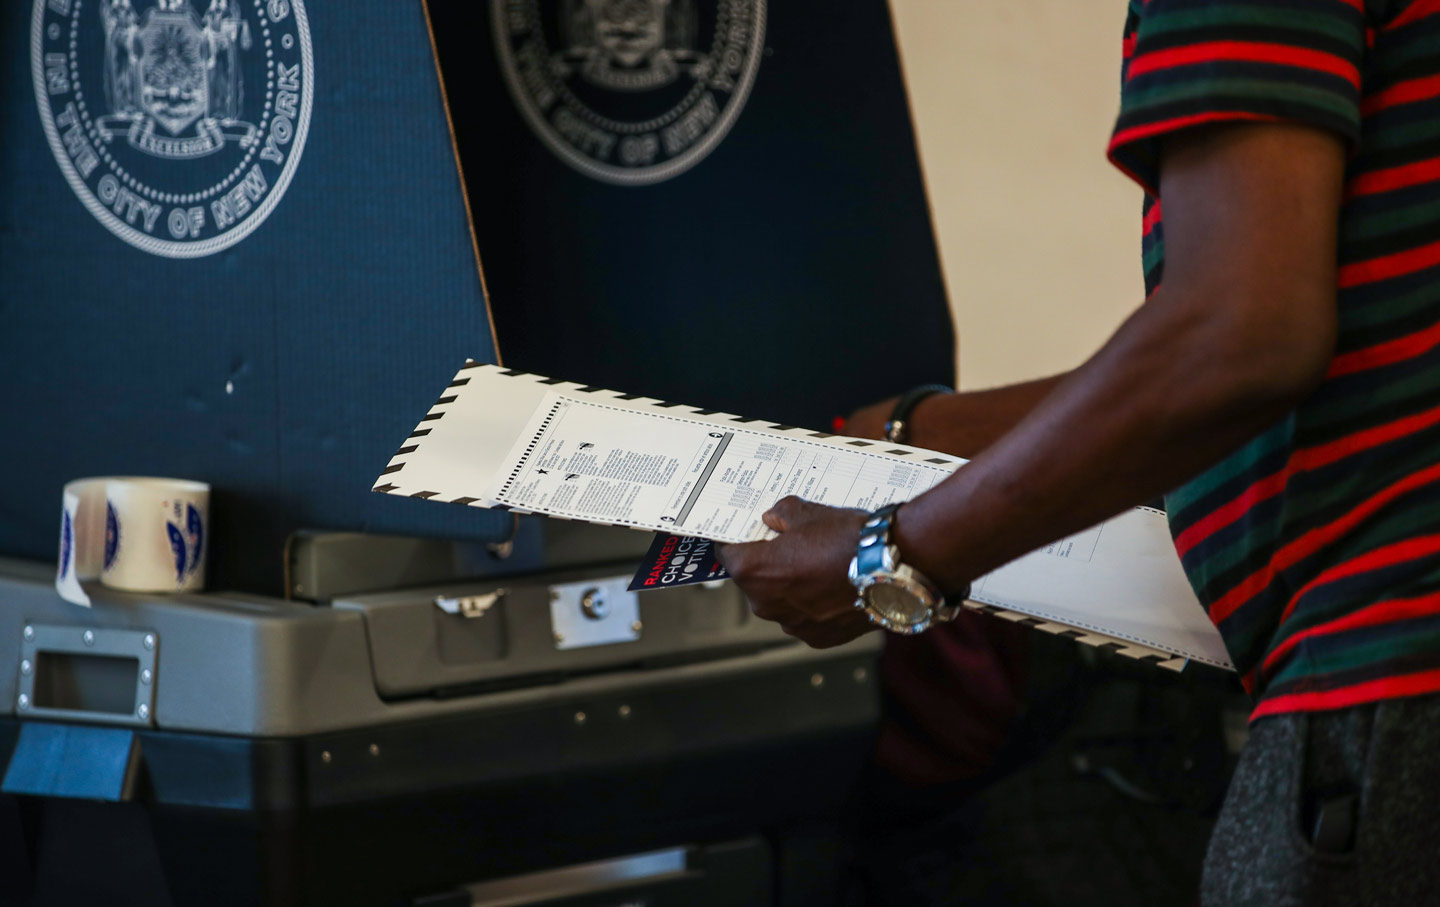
1108, 0, 1367, 196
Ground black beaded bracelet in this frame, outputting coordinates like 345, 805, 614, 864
884, 384, 952, 444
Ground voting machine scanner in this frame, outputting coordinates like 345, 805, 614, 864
0, 535, 881, 906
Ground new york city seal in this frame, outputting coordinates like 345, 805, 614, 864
493, 0, 766, 186
32, 0, 313, 257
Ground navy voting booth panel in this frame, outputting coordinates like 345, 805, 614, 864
430, 0, 955, 433
0, 0, 514, 596
0, 1, 953, 905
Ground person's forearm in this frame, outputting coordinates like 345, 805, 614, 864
894, 283, 1332, 595
893, 124, 1345, 595
905, 375, 1067, 458
717, 124, 1346, 655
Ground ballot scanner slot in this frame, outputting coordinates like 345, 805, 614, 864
338, 565, 793, 700
32, 651, 139, 715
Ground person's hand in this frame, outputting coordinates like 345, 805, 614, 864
842, 397, 899, 440
717, 496, 875, 648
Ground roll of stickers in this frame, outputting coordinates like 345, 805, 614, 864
56, 477, 210, 606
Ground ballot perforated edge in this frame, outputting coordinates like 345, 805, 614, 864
961, 601, 1190, 672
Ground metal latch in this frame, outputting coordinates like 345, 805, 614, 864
434, 590, 504, 618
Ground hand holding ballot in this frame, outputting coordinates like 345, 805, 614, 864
717, 497, 875, 649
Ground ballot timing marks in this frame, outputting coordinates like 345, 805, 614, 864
32, 0, 313, 258
492, 0, 766, 186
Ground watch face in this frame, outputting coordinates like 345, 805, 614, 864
864, 582, 929, 627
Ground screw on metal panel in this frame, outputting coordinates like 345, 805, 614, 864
574, 711, 587, 726
82, 630, 95, 647
137, 704, 149, 720
618, 705, 632, 719
19, 660, 32, 677
369, 744, 380, 757
23, 626, 34, 642
141, 669, 153, 685
321, 751, 332, 764
579, 587, 609, 620
554, 631, 565, 644
17, 694, 29, 710
853, 667, 868, 683
293, 584, 305, 595
550, 590, 561, 602
810, 673, 825, 688
631, 621, 643, 633
143, 634, 156, 651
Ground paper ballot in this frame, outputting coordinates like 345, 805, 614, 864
376, 362, 1233, 671
487, 392, 957, 541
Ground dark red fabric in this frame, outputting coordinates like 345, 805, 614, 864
873, 611, 1030, 786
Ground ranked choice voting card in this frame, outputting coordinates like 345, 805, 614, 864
629, 533, 729, 591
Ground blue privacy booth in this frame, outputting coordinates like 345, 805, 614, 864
0, 0, 953, 903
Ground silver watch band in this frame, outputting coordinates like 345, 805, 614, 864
849, 503, 961, 635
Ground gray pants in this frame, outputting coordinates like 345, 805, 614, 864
1202, 694, 1440, 906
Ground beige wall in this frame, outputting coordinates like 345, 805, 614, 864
890, 1, 1146, 390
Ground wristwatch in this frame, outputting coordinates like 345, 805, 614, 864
848, 503, 966, 635
884, 384, 951, 444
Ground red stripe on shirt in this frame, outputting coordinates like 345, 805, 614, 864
1175, 402, 1440, 559
1345, 155, 1440, 201
1241, 667, 1261, 695
1142, 201, 1163, 237
1208, 461, 1440, 624
1262, 590, 1440, 676
1110, 111, 1282, 157
1124, 41, 1361, 89
1361, 73, 1440, 117
1250, 665, 1440, 720
1175, 471, 1288, 559
1278, 534, 1440, 625
1327, 318, 1440, 377
1338, 236, 1440, 290
1381, 0, 1440, 33
1330, 241, 1440, 287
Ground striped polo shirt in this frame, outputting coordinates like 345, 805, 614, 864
1107, 0, 1440, 718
